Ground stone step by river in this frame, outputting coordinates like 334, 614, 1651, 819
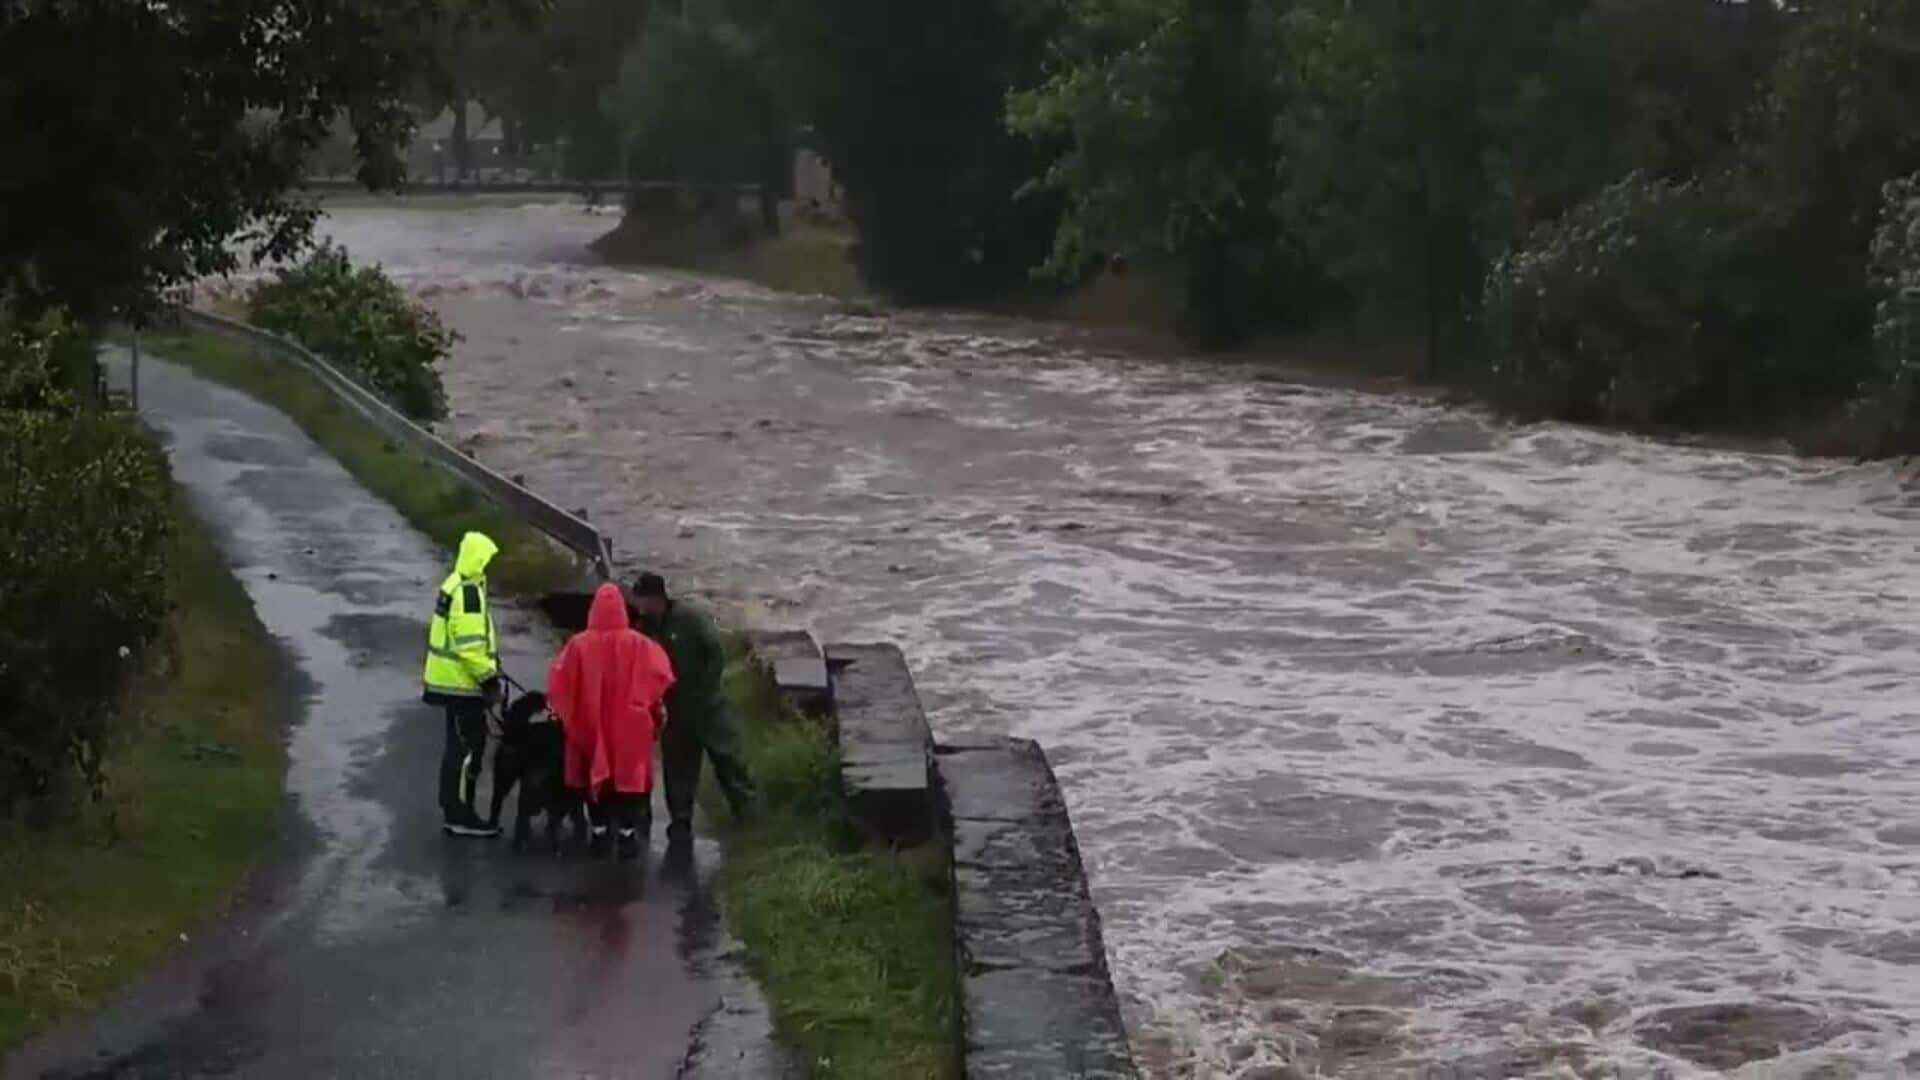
747, 628, 831, 717
823, 642, 936, 847
938, 737, 1137, 1079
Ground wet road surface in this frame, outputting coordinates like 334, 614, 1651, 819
6, 350, 766, 1080
198, 200, 1920, 1077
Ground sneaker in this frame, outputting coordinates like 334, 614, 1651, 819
589, 827, 612, 858
442, 811, 500, 838
616, 829, 641, 861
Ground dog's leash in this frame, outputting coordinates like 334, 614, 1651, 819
489, 670, 557, 736
487, 669, 533, 737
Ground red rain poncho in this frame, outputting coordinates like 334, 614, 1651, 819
546, 583, 676, 798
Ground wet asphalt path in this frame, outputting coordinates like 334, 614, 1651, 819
6, 351, 746, 1080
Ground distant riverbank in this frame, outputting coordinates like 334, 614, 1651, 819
584, 199, 1876, 461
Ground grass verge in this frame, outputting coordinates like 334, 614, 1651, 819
694, 225, 866, 301
712, 644, 958, 1079
0, 492, 285, 1053
141, 330, 579, 597
592, 213, 867, 301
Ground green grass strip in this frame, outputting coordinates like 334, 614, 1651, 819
714, 648, 958, 1079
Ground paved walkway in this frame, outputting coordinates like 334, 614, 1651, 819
8, 351, 779, 1079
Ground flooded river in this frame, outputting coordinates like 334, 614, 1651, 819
300, 200, 1920, 1076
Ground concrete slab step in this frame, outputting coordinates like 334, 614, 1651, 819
935, 737, 1138, 1079
823, 642, 935, 847
746, 628, 831, 717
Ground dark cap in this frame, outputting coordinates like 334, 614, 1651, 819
632, 572, 669, 599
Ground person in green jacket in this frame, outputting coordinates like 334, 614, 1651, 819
632, 573, 756, 839
422, 531, 504, 837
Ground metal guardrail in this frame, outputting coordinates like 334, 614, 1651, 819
175, 307, 615, 582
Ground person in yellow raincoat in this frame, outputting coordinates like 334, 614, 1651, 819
422, 532, 504, 837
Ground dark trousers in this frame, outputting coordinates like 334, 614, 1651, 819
661, 705, 755, 827
603, 791, 652, 835
439, 700, 489, 819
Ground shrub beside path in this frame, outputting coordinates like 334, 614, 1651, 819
7, 349, 780, 1079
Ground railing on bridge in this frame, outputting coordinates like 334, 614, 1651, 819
297, 176, 765, 202
173, 307, 616, 582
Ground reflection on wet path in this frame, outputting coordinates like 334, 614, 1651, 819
305, 203, 1920, 1076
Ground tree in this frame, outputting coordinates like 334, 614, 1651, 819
1011, 0, 1314, 342
1286, 0, 1572, 369
1483, 172, 1771, 424
540, 0, 651, 180
1579, 0, 1784, 185
731, 0, 1061, 300
416, 0, 648, 181
0, 0, 502, 324
1738, 0, 1920, 385
604, 15, 786, 196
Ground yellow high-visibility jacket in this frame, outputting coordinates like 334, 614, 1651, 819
422, 532, 499, 702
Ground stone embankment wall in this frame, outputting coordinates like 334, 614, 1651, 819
753, 630, 1137, 1079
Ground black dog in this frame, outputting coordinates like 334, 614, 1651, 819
488, 690, 589, 851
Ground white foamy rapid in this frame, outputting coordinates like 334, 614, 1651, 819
310, 201, 1920, 1076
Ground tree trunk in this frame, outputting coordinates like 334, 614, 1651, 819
1421, 179, 1442, 379
453, 94, 472, 181
758, 184, 780, 236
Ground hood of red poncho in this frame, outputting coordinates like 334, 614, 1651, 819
587, 582, 630, 631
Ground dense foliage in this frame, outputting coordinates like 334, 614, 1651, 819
246, 245, 456, 422
1483, 175, 1770, 424
0, 0, 512, 326
424, 0, 644, 178
999, 0, 1920, 436
1865, 172, 1920, 450
604, 17, 786, 195
15, 0, 1920, 441
0, 2, 505, 822
1011, 0, 1312, 342
723, 0, 1062, 299
368, 0, 1920, 441
0, 318, 172, 821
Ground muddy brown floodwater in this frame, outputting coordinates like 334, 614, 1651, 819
261, 199, 1920, 1076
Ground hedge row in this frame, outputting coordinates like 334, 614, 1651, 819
0, 313, 172, 821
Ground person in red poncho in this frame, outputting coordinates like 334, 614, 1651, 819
546, 582, 676, 860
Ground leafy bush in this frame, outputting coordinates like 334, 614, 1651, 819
1482, 173, 1785, 425
246, 244, 455, 421
0, 407, 172, 821
1861, 172, 1920, 452
0, 306, 99, 412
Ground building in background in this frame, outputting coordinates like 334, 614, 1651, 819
408, 104, 509, 182
791, 128, 841, 216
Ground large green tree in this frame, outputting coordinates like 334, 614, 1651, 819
0, 0, 503, 324
1740, 0, 1920, 381
1288, 0, 1573, 367
604, 15, 785, 194
731, 0, 1061, 300
1011, 0, 1311, 341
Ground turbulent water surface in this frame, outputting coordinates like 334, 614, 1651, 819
283, 200, 1920, 1076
